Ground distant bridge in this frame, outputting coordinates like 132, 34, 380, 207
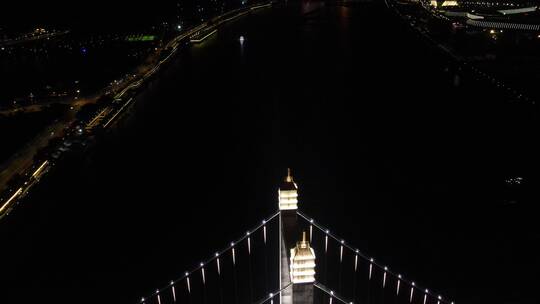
466, 19, 540, 31
139, 171, 454, 304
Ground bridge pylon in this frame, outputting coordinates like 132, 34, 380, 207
279, 169, 316, 304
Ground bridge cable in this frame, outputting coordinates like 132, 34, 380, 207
314, 282, 352, 304
200, 262, 207, 304
231, 242, 239, 304
324, 229, 329, 285
262, 220, 269, 296
297, 211, 454, 304
138, 211, 280, 304
215, 252, 224, 304
252, 282, 292, 304
338, 240, 344, 294
247, 231, 254, 303
352, 250, 359, 302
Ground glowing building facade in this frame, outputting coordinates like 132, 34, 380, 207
290, 232, 316, 284
279, 168, 299, 210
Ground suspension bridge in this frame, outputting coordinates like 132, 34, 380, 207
138, 170, 454, 304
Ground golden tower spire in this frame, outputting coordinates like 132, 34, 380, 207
286, 168, 293, 182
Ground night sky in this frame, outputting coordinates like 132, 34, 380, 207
2, 2, 175, 30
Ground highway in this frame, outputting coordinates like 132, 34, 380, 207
0, 30, 70, 47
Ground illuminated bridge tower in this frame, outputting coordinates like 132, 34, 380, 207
139, 169, 455, 304
290, 232, 316, 304
279, 169, 316, 304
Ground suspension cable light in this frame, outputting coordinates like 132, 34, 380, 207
330, 291, 334, 304
270, 293, 274, 304
231, 240, 239, 304
352, 248, 359, 301
410, 282, 415, 303
216, 253, 221, 275
247, 231, 251, 255
310, 219, 314, 241
156, 290, 162, 304
262, 220, 267, 244
423, 289, 429, 304
396, 275, 401, 295
201, 262, 206, 285
325, 230, 329, 253
231, 242, 236, 266
340, 240, 344, 263
369, 258, 374, 280
383, 266, 388, 288
186, 272, 191, 294
354, 249, 359, 272
171, 281, 176, 302
247, 231, 254, 303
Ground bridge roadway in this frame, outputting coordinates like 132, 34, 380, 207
0, 1, 538, 304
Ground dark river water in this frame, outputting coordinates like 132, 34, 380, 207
1, 1, 538, 304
